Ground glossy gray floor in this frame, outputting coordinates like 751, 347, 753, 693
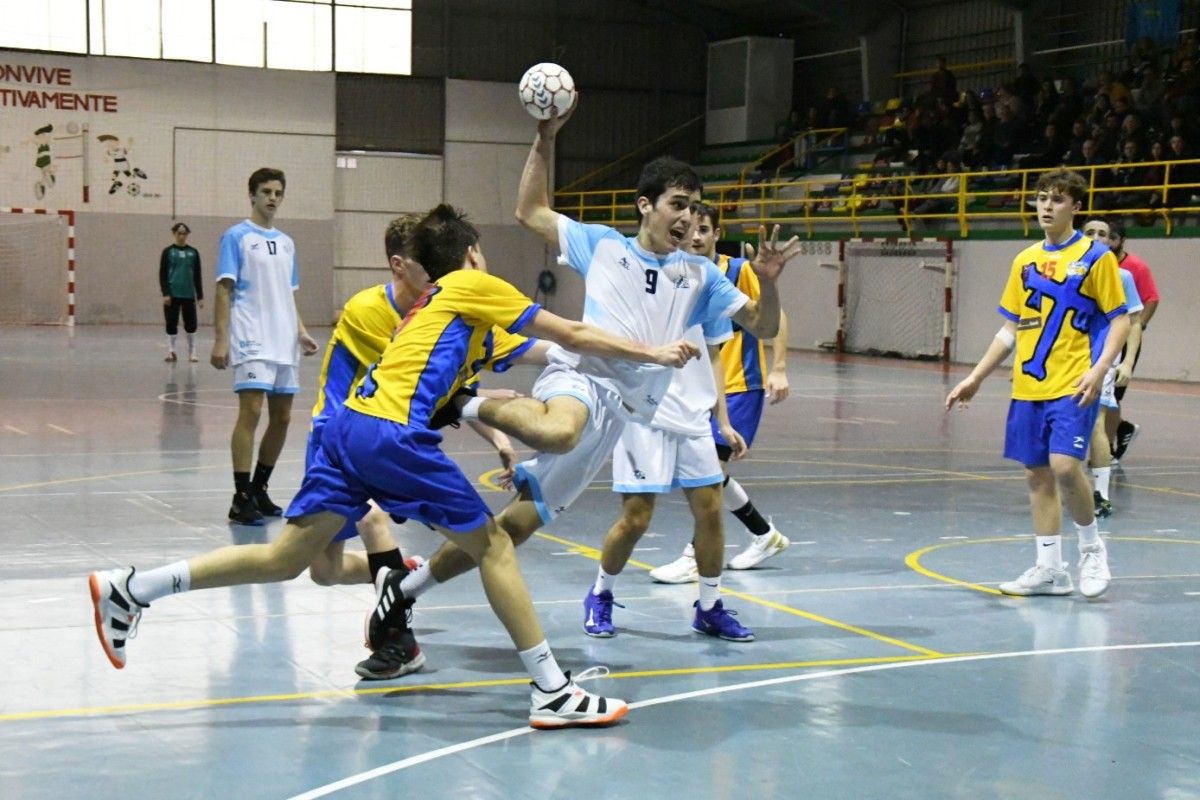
2, 326, 1198, 800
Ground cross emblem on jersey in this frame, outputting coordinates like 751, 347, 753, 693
1019, 260, 1096, 382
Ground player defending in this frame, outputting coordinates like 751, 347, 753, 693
211, 167, 319, 525
650, 202, 791, 584
946, 169, 1129, 599
366, 99, 800, 645
90, 203, 700, 728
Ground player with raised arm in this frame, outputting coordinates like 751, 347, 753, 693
365, 96, 800, 648
90, 203, 698, 728
946, 169, 1129, 600
210, 168, 319, 526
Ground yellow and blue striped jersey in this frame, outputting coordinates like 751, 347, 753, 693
345, 270, 540, 427
716, 254, 767, 394
999, 231, 1127, 400
312, 280, 534, 428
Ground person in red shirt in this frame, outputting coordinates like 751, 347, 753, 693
1103, 217, 1160, 460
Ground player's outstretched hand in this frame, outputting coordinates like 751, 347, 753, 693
766, 368, 790, 404
652, 339, 701, 368
945, 376, 980, 411
299, 331, 319, 356
539, 92, 579, 138
745, 224, 802, 282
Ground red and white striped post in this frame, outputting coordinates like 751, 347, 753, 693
0, 207, 76, 326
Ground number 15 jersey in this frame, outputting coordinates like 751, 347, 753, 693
998, 231, 1127, 401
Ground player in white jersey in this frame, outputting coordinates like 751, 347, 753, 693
367, 96, 801, 645
211, 167, 319, 525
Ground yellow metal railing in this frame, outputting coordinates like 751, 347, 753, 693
555, 158, 1200, 238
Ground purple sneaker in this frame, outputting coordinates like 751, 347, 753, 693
583, 589, 622, 638
692, 599, 754, 642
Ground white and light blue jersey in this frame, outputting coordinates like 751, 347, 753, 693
1111, 268, 1143, 369
646, 321, 733, 436
553, 215, 749, 421
216, 219, 300, 366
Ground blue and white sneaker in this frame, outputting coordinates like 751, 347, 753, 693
582, 589, 622, 638
692, 599, 755, 642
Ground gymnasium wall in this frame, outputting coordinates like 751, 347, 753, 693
0, 51, 335, 325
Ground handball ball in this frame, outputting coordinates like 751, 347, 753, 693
519, 63, 576, 120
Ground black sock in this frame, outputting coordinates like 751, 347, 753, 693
733, 501, 771, 536
251, 462, 275, 491
367, 548, 406, 582
234, 471, 251, 495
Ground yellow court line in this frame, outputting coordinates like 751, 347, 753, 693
532, 530, 945, 658
0, 653, 967, 723
907, 534, 1200, 596
1120, 482, 1200, 500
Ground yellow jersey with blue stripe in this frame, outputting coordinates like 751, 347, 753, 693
345, 270, 540, 426
715, 254, 767, 394
313, 280, 535, 429
999, 231, 1127, 401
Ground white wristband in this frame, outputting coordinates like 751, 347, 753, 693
460, 396, 486, 421
995, 327, 1015, 349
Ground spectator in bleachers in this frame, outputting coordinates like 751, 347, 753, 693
910, 151, 962, 224
1103, 139, 1157, 211
958, 109, 987, 168
1021, 121, 1070, 169
912, 109, 954, 173
1053, 76, 1086, 128
1033, 78, 1060, 127
1093, 112, 1122, 161
1170, 31, 1199, 72
1134, 64, 1167, 118
1067, 137, 1104, 170
814, 87, 854, 129
1095, 70, 1133, 106
1086, 92, 1113, 131
1118, 113, 1150, 154
1165, 57, 1199, 116
993, 101, 1031, 166
1064, 119, 1089, 163
1013, 63, 1041, 110
994, 84, 1026, 122
1165, 134, 1199, 211
1166, 113, 1196, 146
874, 116, 911, 164
930, 56, 958, 106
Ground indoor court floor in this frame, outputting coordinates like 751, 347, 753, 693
1, 325, 1198, 800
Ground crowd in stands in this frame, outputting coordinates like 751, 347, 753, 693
799, 33, 1200, 220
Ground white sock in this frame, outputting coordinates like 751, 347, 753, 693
167, 334, 177, 353
1035, 536, 1062, 570
186, 332, 196, 355
723, 477, 750, 511
592, 567, 619, 596
128, 560, 190, 604
459, 396, 486, 421
1092, 466, 1111, 499
1075, 520, 1101, 549
519, 640, 568, 692
399, 559, 438, 600
698, 576, 722, 610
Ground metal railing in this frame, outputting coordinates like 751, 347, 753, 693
554, 158, 1200, 238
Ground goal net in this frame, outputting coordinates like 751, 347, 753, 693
837, 238, 954, 360
0, 210, 73, 325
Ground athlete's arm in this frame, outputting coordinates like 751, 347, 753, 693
159, 247, 171, 305
1076, 312, 1130, 405
710, 345, 747, 459
523, 308, 699, 367
1115, 310, 1142, 387
193, 249, 204, 308
767, 311, 790, 404
516, 339, 552, 365
730, 225, 801, 340
296, 310, 319, 356
515, 100, 577, 246
945, 320, 1016, 410
210, 278, 233, 369
1140, 298, 1158, 327
466, 420, 520, 488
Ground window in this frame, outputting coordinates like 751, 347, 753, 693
0, 0, 87, 53
335, 4, 411, 75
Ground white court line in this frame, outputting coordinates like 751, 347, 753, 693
287, 640, 1200, 799
45, 424, 74, 434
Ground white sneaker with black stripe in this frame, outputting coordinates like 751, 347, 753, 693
529, 668, 629, 729
88, 567, 148, 669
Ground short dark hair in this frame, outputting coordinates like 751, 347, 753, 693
634, 156, 702, 224
1034, 168, 1088, 204
384, 214, 421, 260
248, 167, 286, 195
690, 201, 719, 229
171, 222, 190, 234
410, 204, 479, 280
1105, 216, 1127, 240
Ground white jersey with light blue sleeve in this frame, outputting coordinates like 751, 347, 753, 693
645, 318, 733, 436
216, 219, 300, 367
1112, 268, 1143, 369
550, 215, 749, 421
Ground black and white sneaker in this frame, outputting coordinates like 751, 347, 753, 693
251, 486, 283, 517
529, 668, 629, 729
1112, 421, 1140, 461
364, 566, 415, 651
355, 629, 427, 680
88, 567, 148, 669
228, 491, 264, 525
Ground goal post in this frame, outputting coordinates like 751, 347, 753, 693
0, 208, 76, 326
836, 237, 954, 361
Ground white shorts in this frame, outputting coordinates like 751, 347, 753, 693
233, 360, 299, 394
512, 363, 627, 523
612, 422, 723, 494
1099, 366, 1118, 409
